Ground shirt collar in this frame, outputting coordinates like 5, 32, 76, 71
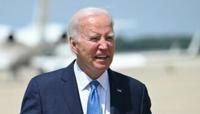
97, 70, 109, 90
74, 61, 109, 91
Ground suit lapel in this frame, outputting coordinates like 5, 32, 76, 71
60, 61, 83, 114
59, 63, 132, 114
108, 69, 132, 114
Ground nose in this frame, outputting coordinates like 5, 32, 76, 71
98, 39, 108, 50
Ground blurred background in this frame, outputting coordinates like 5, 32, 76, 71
0, 0, 200, 114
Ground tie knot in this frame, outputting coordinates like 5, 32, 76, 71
90, 80, 100, 88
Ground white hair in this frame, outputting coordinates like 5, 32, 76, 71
67, 7, 114, 39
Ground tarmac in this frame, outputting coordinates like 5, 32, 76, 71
0, 53, 200, 114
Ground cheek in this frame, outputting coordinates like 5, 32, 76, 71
88, 44, 99, 55
108, 42, 115, 51
79, 42, 98, 55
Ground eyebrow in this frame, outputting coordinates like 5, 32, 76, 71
88, 30, 114, 36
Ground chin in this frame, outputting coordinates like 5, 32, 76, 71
94, 63, 110, 71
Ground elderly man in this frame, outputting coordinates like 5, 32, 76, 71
20, 7, 152, 114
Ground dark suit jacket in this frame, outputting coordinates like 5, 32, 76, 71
20, 61, 151, 114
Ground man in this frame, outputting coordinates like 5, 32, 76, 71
20, 7, 152, 114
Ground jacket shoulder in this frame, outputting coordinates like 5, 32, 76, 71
27, 67, 69, 92
109, 69, 146, 87
33, 67, 66, 82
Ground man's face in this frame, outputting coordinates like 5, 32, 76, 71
71, 14, 115, 73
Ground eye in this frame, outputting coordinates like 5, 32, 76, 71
106, 36, 114, 41
89, 36, 100, 42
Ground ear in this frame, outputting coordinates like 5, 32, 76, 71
69, 37, 78, 54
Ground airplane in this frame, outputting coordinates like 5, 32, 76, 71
0, 0, 146, 75
187, 31, 200, 56
1, 0, 199, 79
0, 0, 67, 78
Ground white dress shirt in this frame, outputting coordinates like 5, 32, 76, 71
74, 61, 110, 114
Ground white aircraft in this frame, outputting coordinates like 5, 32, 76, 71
15, 23, 64, 47
0, 0, 66, 76
2, 0, 199, 76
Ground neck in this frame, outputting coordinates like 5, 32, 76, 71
76, 60, 104, 80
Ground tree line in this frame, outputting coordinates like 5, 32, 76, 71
115, 34, 192, 52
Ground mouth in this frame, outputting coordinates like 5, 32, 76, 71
95, 55, 109, 60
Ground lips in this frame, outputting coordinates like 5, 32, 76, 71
95, 55, 109, 60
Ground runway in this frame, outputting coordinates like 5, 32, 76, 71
0, 53, 200, 114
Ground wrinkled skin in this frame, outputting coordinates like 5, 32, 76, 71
70, 14, 115, 79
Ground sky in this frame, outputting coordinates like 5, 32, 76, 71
0, 0, 200, 36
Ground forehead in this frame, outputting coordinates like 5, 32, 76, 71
79, 14, 113, 34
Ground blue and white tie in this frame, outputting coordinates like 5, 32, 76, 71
87, 80, 102, 114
